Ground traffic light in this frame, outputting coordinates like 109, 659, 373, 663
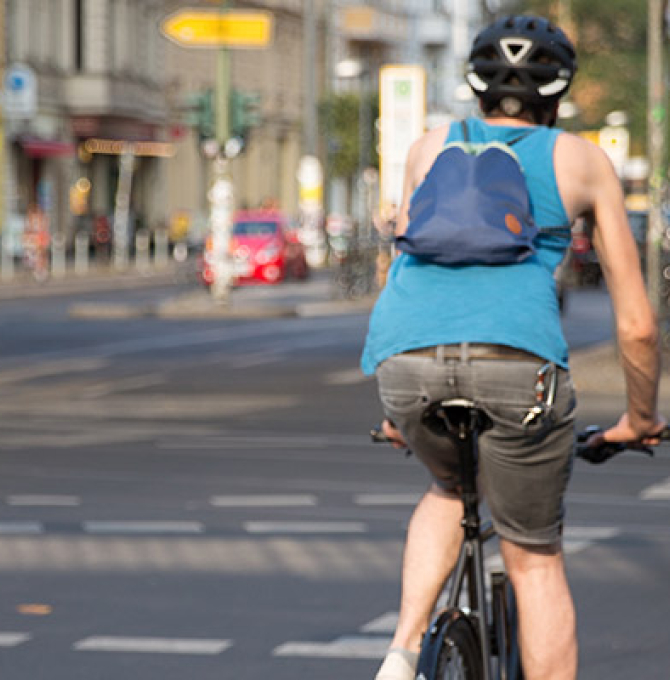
230, 90, 262, 142
184, 89, 215, 141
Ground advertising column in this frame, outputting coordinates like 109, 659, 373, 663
378, 65, 425, 217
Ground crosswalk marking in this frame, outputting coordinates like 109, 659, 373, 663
6, 495, 81, 507
274, 635, 390, 659
0, 521, 44, 535
640, 477, 670, 500
244, 521, 367, 534
83, 521, 204, 535
210, 494, 318, 507
360, 612, 398, 634
73, 636, 232, 655
0, 633, 31, 647
354, 493, 421, 506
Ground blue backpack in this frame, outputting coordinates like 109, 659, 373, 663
396, 122, 538, 265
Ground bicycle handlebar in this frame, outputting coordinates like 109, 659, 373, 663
575, 425, 670, 464
371, 422, 670, 465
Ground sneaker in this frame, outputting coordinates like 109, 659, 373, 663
374, 648, 418, 680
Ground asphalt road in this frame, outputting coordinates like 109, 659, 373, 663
0, 276, 668, 680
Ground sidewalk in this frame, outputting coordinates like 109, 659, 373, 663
0, 262, 180, 300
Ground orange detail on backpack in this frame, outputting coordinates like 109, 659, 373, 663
505, 214, 522, 235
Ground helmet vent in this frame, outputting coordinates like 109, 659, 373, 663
500, 38, 533, 64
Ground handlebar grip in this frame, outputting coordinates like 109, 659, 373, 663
370, 426, 390, 443
575, 425, 670, 464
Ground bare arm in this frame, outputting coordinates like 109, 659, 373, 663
556, 135, 664, 441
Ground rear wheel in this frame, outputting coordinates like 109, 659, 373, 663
434, 613, 483, 680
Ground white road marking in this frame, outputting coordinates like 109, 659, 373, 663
0, 522, 44, 535
6, 495, 81, 507
354, 493, 421, 506
82, 521, 204, 535
274, 635, 391, 659
640, 477, 670, 500
210, 494, 318, 507
158, 434, 329, 450
73, 636, 232, 655
245, 521, 367, 534
360, 612, 398, 634
0, 633, 32, 647
323, 368, 370, 386
485, 525, 621, 573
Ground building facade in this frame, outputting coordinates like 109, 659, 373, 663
3, 0, 168, 257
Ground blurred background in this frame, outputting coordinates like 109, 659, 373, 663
0, 0, 666, 306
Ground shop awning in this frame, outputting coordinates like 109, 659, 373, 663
19, 137, 76, 158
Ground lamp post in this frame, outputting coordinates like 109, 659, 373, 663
647, 0, 665, 315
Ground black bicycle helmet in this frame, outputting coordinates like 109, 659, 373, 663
466, 15, 577, 114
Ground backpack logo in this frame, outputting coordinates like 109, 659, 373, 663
396, 124, 538, 266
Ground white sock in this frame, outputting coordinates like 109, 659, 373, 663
374, 648, 419, 680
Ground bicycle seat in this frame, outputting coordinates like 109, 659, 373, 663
421, 398, 491, 438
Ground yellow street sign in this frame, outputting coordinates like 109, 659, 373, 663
161, 9, 273, 49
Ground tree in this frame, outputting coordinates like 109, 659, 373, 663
318, 92, 379, 180
511, 0, 650, 151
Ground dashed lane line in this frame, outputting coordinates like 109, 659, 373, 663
83, 521, 204, 535
210, 494, 318, 507
244, 521, 367, 534
640, 477, 670, 500
274, 636, 391, 659
354, 493, 421, 506
73, 636, 232, 655
0, 633, 32, 648
0, 521, 44, 535
6, 495, 81, 507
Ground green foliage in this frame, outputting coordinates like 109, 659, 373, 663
319, 92, 379, 179
509, 0, 653, 151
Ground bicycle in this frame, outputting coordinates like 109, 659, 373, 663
372, 402, 670, 680
373, 397, 523, 680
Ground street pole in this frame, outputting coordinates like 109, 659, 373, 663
303, 0, 317, 156
209, 0, 235, 302
647, 0, 665, 315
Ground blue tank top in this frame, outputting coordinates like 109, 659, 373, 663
361, 117, 572, 375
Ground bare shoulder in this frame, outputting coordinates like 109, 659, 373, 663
554, 131, 619, 219
555, 131, 612, 173
406, 124, 450, 186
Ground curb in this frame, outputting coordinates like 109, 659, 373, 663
68, 292, 377, 321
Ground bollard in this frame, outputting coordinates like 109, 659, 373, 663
1, 234, 14, 281
74, 231, 89, 275
154, 229, 169, 270
135, 229, 151, 273
51, 233, 67, 279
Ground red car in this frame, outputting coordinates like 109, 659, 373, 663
200, 209, 309, 287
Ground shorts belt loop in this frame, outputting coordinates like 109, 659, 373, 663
460, 342, 469, 363
436, 345, 445, 363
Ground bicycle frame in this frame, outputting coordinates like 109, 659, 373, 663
416, 399, 519, 680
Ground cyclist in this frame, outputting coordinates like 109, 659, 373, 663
361, 15, 665, 680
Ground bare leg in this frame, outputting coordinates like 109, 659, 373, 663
390, 483, 463, 652
501, 539, 577, 680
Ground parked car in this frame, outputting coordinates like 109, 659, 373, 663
199, 209, 309, 287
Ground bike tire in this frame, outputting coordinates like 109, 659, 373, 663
436, 614, 483, 680
416, 609, 483, 680
491, 572, 524, 680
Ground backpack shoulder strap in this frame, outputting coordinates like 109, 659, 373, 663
460, 120, 469, 143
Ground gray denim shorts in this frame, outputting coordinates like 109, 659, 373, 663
376, 351, 577, 546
